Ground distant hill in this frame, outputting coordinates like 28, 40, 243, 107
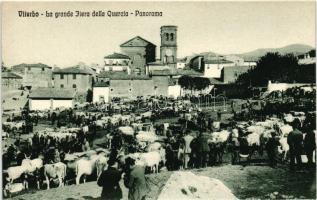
236, 44, 314, 61
187, 44, 315, 62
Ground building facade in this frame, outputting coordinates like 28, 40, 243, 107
120, 36, 156, 75
93, 82, 110, 103
11, 63, 52, 89
53, 66, 93, 94
29, 88, 75, 111
204, 59, 235, 78
2, 72, 23, 89
104, 52, 131, 73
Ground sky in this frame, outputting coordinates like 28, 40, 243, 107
2, 1, 316, 68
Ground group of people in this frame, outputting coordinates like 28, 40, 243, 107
97, 156, 149, 200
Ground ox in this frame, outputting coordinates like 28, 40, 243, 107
44, 162, 67, 190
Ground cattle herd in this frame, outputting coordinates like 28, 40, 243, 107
1, 90, 316, 198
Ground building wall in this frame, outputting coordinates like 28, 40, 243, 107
30, 99, 73, 110
121, 45, 156, 75
12, 67, 52, 88
52, 99, 73, 109
267, 81, 313, 92
223, 65, 252, 83
109, 79, 154, 98
2, 78, 22, 89
107, 76, 170, 99
93, 87, 110, 103
53, 73, 92, 94
168, 85, 182, 99
204, 63, 235, 78
152, 76, 169, 96
29, 99, 51, 110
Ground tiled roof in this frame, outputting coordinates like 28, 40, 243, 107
120, 36, 156, 47
104, 53, 130, 59
2, 72, 22, 79
150, 69, 202, 76
98, 71, 150, 80
29, 88, 76, 99
205, 59, 234, 64
53, 66, 94, 75
11, 63, 52, 69
94, 82, 110, 87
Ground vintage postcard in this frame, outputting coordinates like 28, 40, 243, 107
1, 1, 316, 199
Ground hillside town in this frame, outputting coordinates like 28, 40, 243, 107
1, 24, 316, 200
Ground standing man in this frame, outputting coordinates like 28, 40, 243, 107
182, 130, 194, 169
125, 158, 149, 200
97, 159, 123, 200
287, 119, 304, 171
304, 130, 316, 169
197, 130, 210, 168
265, 132, 279, 168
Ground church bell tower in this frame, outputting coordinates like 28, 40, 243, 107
160, 26, 177, 65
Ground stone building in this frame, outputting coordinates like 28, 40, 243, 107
29, 87, 75, 111
120, 36, 156, 75
1, 72, 23, 89
52, 65, 94, 94
11, 63, 52, 89
104, 52, 131, 73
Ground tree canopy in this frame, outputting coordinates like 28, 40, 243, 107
236, 52, 312, 86
178, 75, 211, 92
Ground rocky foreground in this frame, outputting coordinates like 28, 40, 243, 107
9, 165, 316, 200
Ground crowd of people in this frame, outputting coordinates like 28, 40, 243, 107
1, 91, 316, 199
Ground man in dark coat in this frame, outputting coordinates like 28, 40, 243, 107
265, 132, 279, 167
287, 119, 304, 171
197, 131, 210, 168
125, 158, 149, 200
304, 130, 316, 168
97, 159, 123, 200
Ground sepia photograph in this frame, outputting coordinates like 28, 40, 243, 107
1, 1, 316, 199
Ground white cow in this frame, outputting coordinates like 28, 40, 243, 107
44, 162, 67, 190
75, 155, 99, 185
278, 137, 289, 161
5, 166, 27, 186
96, 155, 108, 177
138, 151, 162, 173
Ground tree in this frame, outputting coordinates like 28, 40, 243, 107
86, 89, 93, 102
178, 75, 210, 94
237, 52, 300, 86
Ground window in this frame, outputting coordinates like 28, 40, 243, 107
101, 80, 104, 83
111, 88, 113, 92
41, 67, 45, 71
60, 74, 64, 79
73, 74, 76, 79
170, 33, 174, 41
60, 84, 64, 88
165, 33, 169, 41
72, 84, 77, 89
28, 67, 31, 71
129, 88, 132, 92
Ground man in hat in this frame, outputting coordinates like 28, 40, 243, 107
287, 118, 304, 171
97, 159, 123, 200
125, 157, 149, 200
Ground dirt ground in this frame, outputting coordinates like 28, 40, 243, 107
8, 164, 316, 200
